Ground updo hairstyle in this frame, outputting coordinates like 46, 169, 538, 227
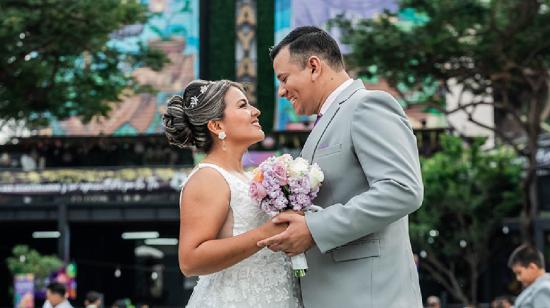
162, 80, 244, 152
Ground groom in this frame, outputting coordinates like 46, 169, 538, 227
258, 26, 424, 307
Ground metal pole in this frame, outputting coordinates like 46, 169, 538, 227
535, 218, 544, 253
57, 203, 70, 263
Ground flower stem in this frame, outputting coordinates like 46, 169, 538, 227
294, 269, 306, 278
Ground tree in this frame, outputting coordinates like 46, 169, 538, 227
332, 0, 550, 243
0, 0, 166, 128
410, 134, 522, 304
6, 245, 63, 278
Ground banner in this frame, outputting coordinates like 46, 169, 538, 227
0, 151, 277, 195
236, 0, 257, 105
14, 274, 34, 308
0, 167, 190, 195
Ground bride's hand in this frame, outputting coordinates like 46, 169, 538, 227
281, 209, 304, 216
262, 219, 288, 238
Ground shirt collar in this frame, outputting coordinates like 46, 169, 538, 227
319, 78, 353, 116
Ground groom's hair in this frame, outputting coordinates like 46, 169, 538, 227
269, 26, 344, 71
46, 282, 66, 296
508, 244, 545, 269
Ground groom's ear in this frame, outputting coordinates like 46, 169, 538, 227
207, 119, 224, 135
307, 56, 322, 81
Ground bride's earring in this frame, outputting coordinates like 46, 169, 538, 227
218, 131, 227, 151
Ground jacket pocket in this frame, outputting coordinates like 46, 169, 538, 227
315, 143, 342, 158
331, 239, 380, 262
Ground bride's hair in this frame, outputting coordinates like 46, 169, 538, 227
162, 79, 243, 152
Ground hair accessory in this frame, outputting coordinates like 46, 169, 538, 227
185, 83, 210, 109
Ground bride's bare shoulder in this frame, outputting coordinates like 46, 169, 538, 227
181, 168, 230, 203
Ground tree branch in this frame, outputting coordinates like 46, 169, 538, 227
421, 262, 459, 298
445, 101, 494, 115
425, 254, 469, 303
466, 115, 527, 156
541, 80, 550, 123
497, 87, 528, 133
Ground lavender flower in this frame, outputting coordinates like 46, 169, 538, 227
249, 155, 324, 215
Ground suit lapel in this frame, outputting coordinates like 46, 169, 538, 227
302, 80, 365, 161
302, 102, 340, 161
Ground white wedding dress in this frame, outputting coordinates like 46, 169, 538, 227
184, 163, 302, 308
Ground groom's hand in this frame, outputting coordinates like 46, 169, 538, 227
257, 212, 314, 256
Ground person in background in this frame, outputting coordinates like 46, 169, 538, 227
84, 291, 102, 308
491, 295, 514, 308
111, 298, 134, 308
43, 282, 73, 308
508, 244, 550, 307
426, 295, 441, 308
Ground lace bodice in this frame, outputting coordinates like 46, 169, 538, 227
184, 163, 302, 308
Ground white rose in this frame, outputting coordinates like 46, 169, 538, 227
276, 154, 293, 168
309, 164, 324, 189
289, 157, 310, 177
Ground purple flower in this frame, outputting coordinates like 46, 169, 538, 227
288, 176, 311, 195
309, 186, 320, 200
273, 195, 289, 210
250, 155, 324, 216
260, 199, 276, 215
289, 193, 312, 211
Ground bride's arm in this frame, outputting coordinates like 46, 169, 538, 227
178, 168, 285, 276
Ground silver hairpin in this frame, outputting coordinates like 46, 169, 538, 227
186, 83, 210, 109
190, 96, 199, 108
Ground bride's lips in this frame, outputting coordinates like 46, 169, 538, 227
252, 119, 262, 129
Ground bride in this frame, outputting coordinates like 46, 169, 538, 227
162, 80, 302, 307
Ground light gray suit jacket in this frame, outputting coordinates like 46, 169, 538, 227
301, 80, 423, 308
515, 273, 550, 308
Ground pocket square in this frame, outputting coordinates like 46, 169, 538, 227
318, 143, 330, 150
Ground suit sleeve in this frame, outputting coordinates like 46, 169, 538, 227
533, 285, 550, 308
305, 91, 424, 253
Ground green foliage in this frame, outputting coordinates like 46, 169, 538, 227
411, 134, 522, 303
333, 0, 548, 248
0, 0, 167, 127
6, 245, 62, 278
413, 134, 522, 253
331, 0, 550, 107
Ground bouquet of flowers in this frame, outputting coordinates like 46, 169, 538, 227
249, 154, 324, 277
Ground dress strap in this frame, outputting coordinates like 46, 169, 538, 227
181, 163, 232, 190
196, 163, 233, 182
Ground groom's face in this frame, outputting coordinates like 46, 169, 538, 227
273, 47, 318, 115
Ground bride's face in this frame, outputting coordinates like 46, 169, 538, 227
220, 86, 264, 146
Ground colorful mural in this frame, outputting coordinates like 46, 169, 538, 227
45, 0, 200, 136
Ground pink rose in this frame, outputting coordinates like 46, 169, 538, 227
272, 163, 288, 186
249, 181, 267, 201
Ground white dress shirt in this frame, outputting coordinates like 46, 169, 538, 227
318, 79, 353, 116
